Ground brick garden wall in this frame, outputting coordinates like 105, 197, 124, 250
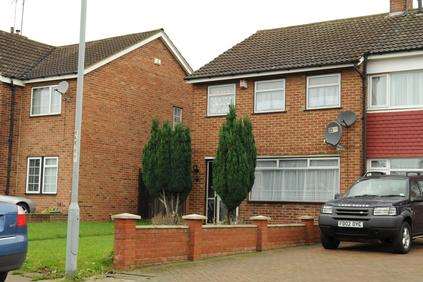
188, 68, 364, 223
112, 214, 319, 270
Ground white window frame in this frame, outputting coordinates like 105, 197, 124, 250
30, 85, 61, 117
254, 79, 286, 113
172, 106, 183, 126
368, 70, 423, 111
250, 156, 340, 203
306, 73, 341, 110
367, 158, 423, 175
26, 157, 42, 194
207, 84, 236, 117
42, 157, 59, 195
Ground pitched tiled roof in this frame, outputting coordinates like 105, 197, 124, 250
188, 10, 423, 80
0, 29, 162, 80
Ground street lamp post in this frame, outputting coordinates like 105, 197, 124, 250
65, 0, 87, 278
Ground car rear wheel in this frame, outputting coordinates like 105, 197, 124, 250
17, 202, 30, 214
321, 232, 340, 250
393, 222, 412, 254
0, 271, 8, 282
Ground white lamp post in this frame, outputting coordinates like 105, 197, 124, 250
65, 0, 87, 278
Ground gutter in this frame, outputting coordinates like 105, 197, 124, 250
353, 56, 368, 175
5, 79, 17, 195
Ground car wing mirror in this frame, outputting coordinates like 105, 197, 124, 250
334, 193, 341, 200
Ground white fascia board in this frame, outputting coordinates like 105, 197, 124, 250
24, 74, 77, 84
0, 75, 25, 86
368, 50, 423, 60
187, 64, 355, 84
22, 31, 193, 84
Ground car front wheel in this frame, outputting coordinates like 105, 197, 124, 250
321, 232, 340, 250
393, 222, 412, 254
0, 271, 8, 282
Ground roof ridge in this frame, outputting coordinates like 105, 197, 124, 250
0, 29, 53, 48
56, 28, 163, 48
258, 10, 394, 33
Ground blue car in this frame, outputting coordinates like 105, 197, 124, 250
0, 202, 27, 281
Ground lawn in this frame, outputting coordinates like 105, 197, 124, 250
21, 221, 115, 280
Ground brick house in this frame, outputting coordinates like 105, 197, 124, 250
185, 0, 423, 224
0, 28, 193, 219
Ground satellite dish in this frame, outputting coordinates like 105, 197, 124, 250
55, 81, 69, 94
324, 121, 342, 146
336, 111, 356, 127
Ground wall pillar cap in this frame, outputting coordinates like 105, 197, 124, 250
299, 216, 315, 220
182, 214, 207, 220
111, 213, 141, 220
250, 215, 271, 221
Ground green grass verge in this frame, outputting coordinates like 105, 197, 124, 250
20, 220, 149, 280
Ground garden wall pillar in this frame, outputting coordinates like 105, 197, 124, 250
250, 215, 270, 251
183, 214, 206, 260
300, 216, 316, 244
111, 213, 141, 270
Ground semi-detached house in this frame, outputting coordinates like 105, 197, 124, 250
186, 0, 423, 223
0, 28, 193, 219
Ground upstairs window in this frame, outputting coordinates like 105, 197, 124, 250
173, 106, 183, 126
306, 74, 341, 109
207, 84, 236, 116
254, 79, 285, 113
369, 70, 423, 110
31, 86, 62, 116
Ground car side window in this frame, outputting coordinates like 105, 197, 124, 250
410, 182, 423, 201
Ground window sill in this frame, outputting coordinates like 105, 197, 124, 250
30, 113, 61, 118
25, 192, 57, 196
205, 114, 228, 118
304, 107, 342, 112
253, 110, 287, 115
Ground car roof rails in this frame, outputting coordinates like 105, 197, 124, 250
406, 172, 423, 177
364, 171, 386, 177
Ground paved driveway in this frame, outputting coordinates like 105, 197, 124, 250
8, 240, 423, 282
93, 240, 423, 282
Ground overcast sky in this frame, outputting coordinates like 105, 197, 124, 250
0, 0, 413, 70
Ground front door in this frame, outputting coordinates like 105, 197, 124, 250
205, 160, 237, 224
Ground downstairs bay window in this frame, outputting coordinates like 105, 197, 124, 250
250, 157, 340, 202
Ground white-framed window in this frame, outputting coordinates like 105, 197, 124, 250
207, 84, 236, 116
42, 157, 58, 194
306, 74, 341, 109
367, 158, 423, 175
250, 157, 340, 202
31, 85, 62, 116
26, 156, 59, 194
254, 79, 285, 113
368, 70, 423, 110
26, 157, 42, 194
173, 106, 183, 126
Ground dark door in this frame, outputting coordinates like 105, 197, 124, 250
410, 181, 423, 235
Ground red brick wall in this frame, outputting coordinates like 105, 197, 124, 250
0, 82, 21, 195
367, 110, 423, 158
390, 0, 413, 13
10, 38, 192, 218
189, 68, 364, 223
201, 226, 257, 257
113, 217, 319, 270
12, 80, 76, 211
134, 227, 190, 265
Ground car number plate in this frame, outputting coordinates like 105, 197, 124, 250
337, 220, 363, 228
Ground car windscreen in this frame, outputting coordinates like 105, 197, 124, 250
345, 178, 408, 198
